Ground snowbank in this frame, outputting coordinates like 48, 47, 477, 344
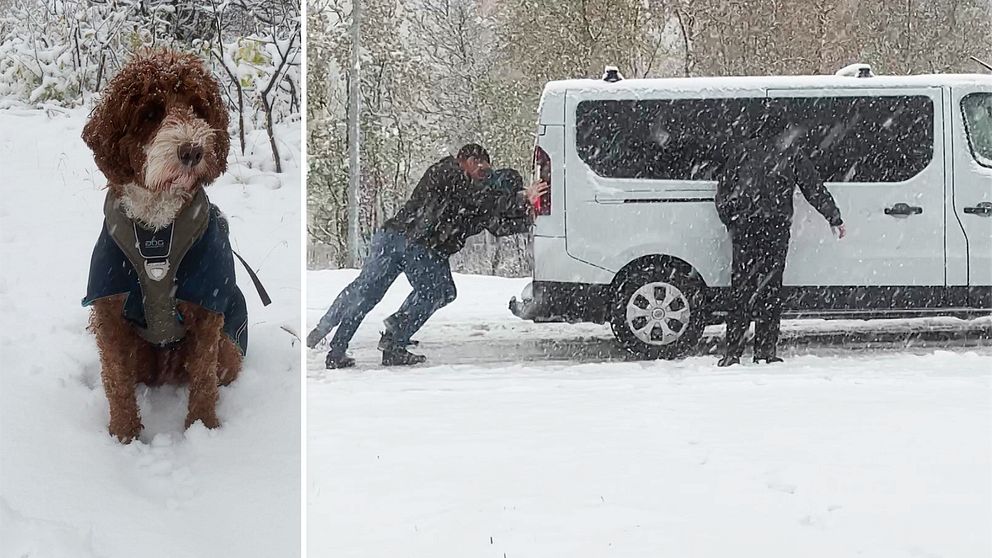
308, 270, 991, 557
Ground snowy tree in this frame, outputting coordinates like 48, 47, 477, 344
307, 0, 351, 267
0, 0, 301, 171
675, 0, 992, 76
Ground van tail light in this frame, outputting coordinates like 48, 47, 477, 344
534, 145, 552, 216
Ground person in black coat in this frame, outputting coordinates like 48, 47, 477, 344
308, 144, 547, 368
714, 120, 846, 366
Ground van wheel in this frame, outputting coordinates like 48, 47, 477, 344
610, 265, 706, 360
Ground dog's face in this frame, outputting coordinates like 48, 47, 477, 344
82, 51, 230, 196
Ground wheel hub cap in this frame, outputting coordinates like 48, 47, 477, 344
625, 281, 691, 346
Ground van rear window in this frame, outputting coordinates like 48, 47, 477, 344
575, 95, 934, 183
962, 93, 992, 168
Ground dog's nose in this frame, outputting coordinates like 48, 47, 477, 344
177, 143, 204, 167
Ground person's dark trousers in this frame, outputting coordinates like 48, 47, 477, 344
382, 242, 457, 348
724, 220, 791, 359
312, 229, 456, 358
313, 230, 407, 358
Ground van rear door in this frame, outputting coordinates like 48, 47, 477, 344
532, 87, 567, 239
532, 125, 565, 238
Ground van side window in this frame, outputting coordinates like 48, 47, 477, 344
575, 98, 765, 181
962, 93, 992, 168
781, 96, 934, 183
576, 95, 934, 183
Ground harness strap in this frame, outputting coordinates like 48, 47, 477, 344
232, 250, 272, 307
103, 189, 210, 346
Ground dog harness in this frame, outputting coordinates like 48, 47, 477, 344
82, 189, 249, 354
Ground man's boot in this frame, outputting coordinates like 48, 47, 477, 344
721, 314, 747, 368
717, 355, 741, 367
753, 320, 783, 364
325, 352, 356, 369
377, 331, 393, 352
306, 328, 326, 349
753, 355, 784, 364
381, 347, 427, 366
753, 351, 784, 364
378, 331, 418, 351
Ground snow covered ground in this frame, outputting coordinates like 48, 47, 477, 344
0, 108, 302, 558
307, 270, 991, 557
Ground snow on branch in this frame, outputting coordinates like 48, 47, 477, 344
0, 0, 300, 172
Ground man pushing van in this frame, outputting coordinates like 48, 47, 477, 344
307, 144, 547, 368
715, 118, 846, 367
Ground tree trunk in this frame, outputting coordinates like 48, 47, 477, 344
262, 94, 282, 173
676, 8, 691, 77
236, 82, 246, 155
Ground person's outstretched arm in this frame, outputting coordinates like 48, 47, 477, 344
455, 177, 546, 218
795, 154, 844, 233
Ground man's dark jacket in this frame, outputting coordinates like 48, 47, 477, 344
384, 157, 531, 255
475, 167, 531, 237
715, 137, 843, 228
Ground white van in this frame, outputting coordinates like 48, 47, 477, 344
510, 66, 992, 359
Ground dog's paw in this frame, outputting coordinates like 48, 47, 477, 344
108, 421, 142, 444
184, 413, 220, 430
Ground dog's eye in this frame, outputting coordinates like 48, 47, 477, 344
143, 105, 163, 122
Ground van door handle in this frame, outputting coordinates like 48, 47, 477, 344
963, 201, 992, 216
884, 203, 923, 216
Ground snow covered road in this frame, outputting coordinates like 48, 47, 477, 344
306, 270, 990, 371
308, 270, 992, 557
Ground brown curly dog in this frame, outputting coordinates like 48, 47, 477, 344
82, 50, 242, 443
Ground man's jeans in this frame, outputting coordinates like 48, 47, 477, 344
313, 229, 456, 357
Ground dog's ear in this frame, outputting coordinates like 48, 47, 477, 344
82, 72, 138, 186
180, 53, 231, 174
201, 68, 231, 174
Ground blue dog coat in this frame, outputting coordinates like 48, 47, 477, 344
83, 192, 248, 355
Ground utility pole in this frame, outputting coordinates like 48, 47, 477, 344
347, 0, 362, 267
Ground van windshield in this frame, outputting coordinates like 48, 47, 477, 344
962, 92, 992, 167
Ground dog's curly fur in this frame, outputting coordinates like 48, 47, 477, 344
83, 50, 241, 443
